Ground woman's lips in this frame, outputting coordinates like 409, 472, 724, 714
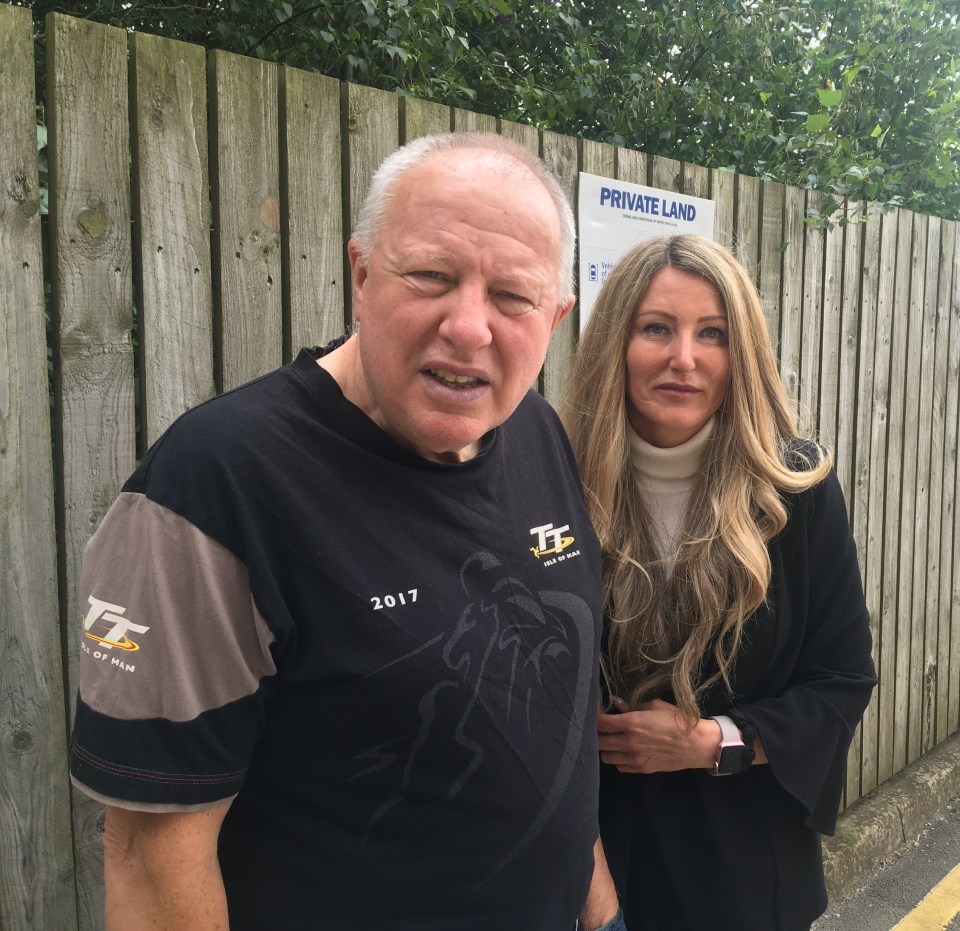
657, 383, 700, 393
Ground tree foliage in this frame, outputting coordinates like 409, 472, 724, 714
23, 0, 960, 221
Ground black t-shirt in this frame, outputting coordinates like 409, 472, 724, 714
71, 347, 602, 930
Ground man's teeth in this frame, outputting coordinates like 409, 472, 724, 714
430, 369, 480, 387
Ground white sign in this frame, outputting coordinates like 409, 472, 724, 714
577, 172, 716, 332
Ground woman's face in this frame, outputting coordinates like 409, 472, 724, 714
625, 266, 730, 448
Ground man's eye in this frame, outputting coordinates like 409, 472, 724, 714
496, 292, 535, 314
415, 270, 445, 281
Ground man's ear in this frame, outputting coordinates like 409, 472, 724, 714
347, 237, 368, 319
551, 296, 576, 334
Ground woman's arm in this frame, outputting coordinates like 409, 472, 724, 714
598, 698, 765, 773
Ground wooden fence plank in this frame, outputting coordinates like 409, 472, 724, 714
209, 51, 282, 391
131, 32, 214, 446
836, 208, 862, 502
818, 210, 845, 466
616, 147, 647, 186
879, 209, 910, 780
799, 191, 824, 436
0, 8, 78, 931
949, 229, 960, 735
940, 223, 960, 738
48, 12, 135, 930
343, 82, 399, 238
542, 130, 579, 408
917, 217, 942, 755
856, 207, 887, 795
498, 118, 537, 151
280, 68, 344, 353
451, 107, 496, 133
682, 161, 710, 200
402, 95, 451, 140
711, 169, 735, 251
889, 209, 916, 774
580, 139, 615, 182
903, 213, 929, 765
779, 185, 805, 406
650, 155, 681, 194
930, 220, 955, 746
734, 173, 760, 284
758, 181, 785, 347
495, 121, 542, 387
835, 208, 863, 803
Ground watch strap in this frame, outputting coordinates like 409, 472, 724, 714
709, 714, 746, 776
712, 714, 740, 744
727, 708, 757, 770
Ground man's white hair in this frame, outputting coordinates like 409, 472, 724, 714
352, 132, 576, 304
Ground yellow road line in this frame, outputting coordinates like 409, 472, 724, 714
892, 861, 960, 930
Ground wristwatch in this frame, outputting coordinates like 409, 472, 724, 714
708, 714, 745, 776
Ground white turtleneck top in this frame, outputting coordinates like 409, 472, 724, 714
627, 417, 715, 567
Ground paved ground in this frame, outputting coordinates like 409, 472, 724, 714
813, 800, 960, 930
821, 731, 960, 903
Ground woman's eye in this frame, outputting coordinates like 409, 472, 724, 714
702, 326, 727, 340
643, 323, 669, 336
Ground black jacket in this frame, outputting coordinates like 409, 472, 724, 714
599, 463, 877, 930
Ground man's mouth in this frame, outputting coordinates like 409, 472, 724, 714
429, 369, 483, 388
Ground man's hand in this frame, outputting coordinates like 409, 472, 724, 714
103, 802, 232, 931
597, 698, 720, 773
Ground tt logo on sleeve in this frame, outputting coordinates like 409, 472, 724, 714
82, 595, 150, 652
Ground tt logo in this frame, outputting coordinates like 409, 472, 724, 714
83, 595, 150, 652
529, 523, 574, 559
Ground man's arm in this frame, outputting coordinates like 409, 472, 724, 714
103, 802, 232, 931
579, 836, 621, 930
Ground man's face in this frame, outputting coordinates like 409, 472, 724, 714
347, 153, 572, 463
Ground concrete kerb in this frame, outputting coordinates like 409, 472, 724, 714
822, 729, 960, 902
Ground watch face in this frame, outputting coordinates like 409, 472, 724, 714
716, 743, 745, 775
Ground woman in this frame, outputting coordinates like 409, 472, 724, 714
564, 235, 876, 930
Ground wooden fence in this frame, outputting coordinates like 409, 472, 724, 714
1, 6, 958, 929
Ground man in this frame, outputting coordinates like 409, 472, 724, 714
70, 132, 620, 929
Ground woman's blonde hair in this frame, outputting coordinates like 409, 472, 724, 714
563, 234, 831, 722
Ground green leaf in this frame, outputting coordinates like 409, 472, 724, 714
806, 113, 832, 132
817, 88, 843, 107
870, 123, 883, 138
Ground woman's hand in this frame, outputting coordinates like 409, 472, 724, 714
597, 697, 720, 773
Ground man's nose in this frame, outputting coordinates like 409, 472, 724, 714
439, 283, 493, 350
